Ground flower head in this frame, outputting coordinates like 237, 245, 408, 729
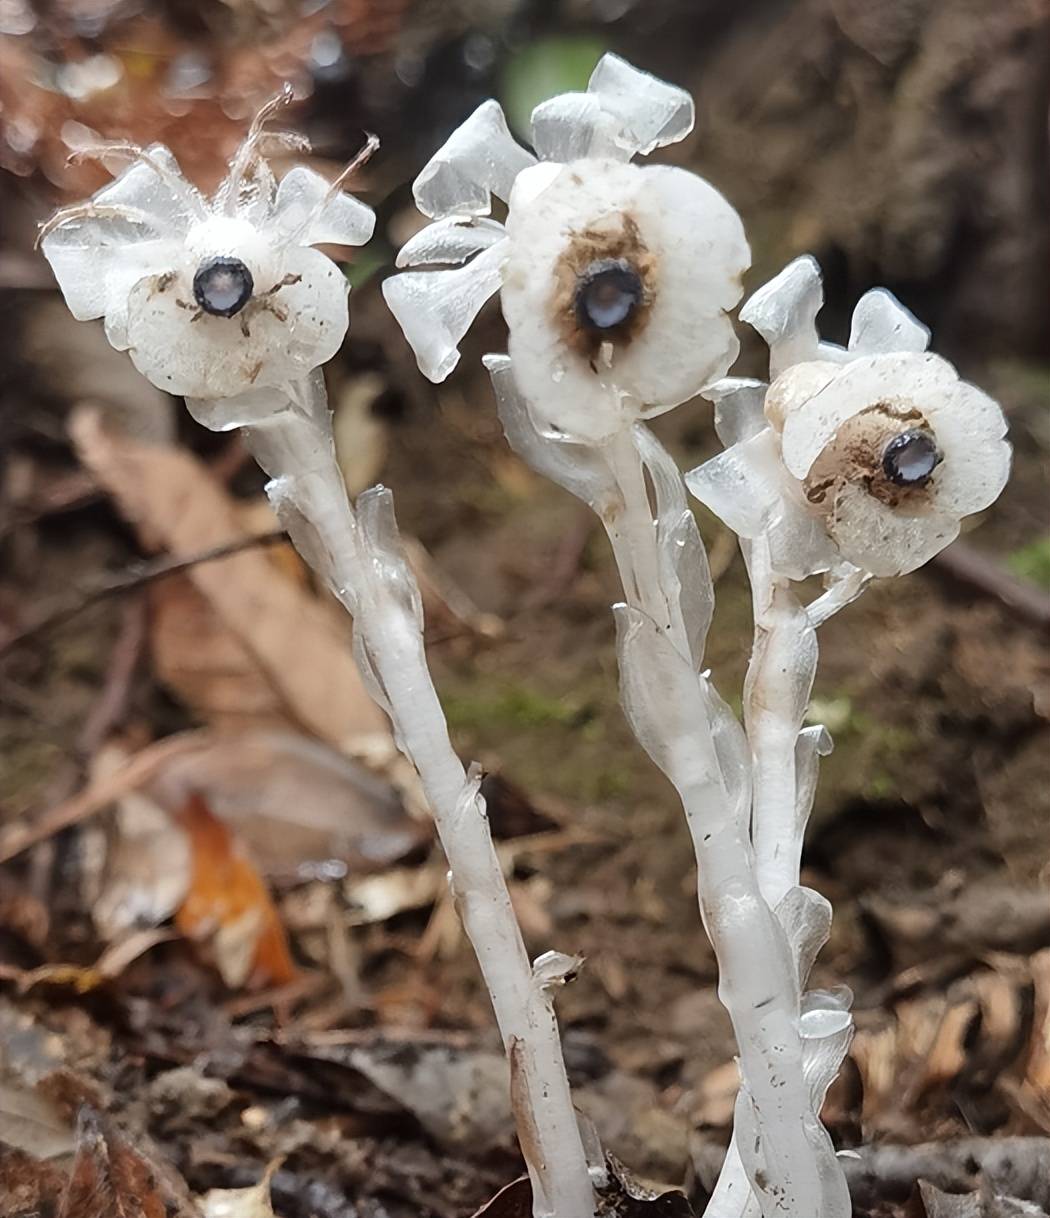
41, 90, 376, 401
383, 55, 749, 443
687, 258, 1010, 579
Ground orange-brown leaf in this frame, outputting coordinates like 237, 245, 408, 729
175, 794, 297, 990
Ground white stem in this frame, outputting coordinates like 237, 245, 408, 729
745, 537, 813, 909
206, 377, 595, 1218
602, 426, 825, 1218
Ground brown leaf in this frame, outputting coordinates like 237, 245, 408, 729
149, 729, 421, 880
0, 1145, 70, 1218
175, 794, 297, 990
57, 1107, 198, 1218
69, 407, 389, 750
148, 575, 296, 735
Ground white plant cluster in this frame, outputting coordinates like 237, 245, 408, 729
41, 58, 1011, 1218
384, 53, 1011, 1218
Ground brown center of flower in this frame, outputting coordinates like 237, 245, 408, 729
551, 209, 655, 360
803, 401, 939, 512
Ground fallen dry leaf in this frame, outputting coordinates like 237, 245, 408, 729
148, 574, 298, 736
0, 1081, 75, 1160
175, 794, 298, 990
57, 1107, 198, 1218
69, 407, 389, 751
200, 1161, 280, 1218
150, 729, 422, 880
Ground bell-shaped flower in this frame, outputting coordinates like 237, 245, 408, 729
687, 258, 1010, 580
41, 94, 376, 401
383, 54, 750, 444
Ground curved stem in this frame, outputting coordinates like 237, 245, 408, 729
602, 425, 825, 1218
217, 377, 594, 1218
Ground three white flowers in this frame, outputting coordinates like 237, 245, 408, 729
40, 61, 1010, 581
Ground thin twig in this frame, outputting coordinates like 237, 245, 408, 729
933, 539, 1050, 628
0, 529, 287, 657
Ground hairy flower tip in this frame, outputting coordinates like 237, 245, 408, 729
41, 111, 376, 400
766, 352, 1011, 577
386, 55, 747, 440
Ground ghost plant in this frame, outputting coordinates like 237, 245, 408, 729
41, 91, 596, 1218
386, 54, 1011, 1218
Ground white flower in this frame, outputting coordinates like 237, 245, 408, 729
40, 93, 376, 401
686, 258, 1011, 579
383, 54, 749, 444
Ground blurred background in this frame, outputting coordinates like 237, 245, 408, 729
0, 2, 1048, 1216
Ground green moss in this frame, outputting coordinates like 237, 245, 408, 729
1006, 536, 1050, 590
444, 682, 584, 731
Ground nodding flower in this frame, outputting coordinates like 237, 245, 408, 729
40, 88, 376, 402
382, 54, 750, 444
686, 258, 1011, 580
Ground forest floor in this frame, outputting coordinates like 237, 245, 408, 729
0, 3, 1048, 1216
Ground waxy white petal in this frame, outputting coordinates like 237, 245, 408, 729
848, 288, 929, 356
413, 100, 536, 220
740, 255, 824, 378
273, 165, 376, 247
396, 216, 506, 268
586, 52, 694, 156
382, 240, 506, 382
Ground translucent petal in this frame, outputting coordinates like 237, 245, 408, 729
685, 429, 783, 539
395, 216, 506, 268
185, 383, 294, 433
779, 352, 961, 478
381, 240, 506, 382
43, 225, 177, 322
93, 144, 204, 230
764, 360, 840, 437
124, 245, 348, 398
613, 603, 719, 798
828, 482, 960, 577
766, 491, 840, 581
701, 679, 752, 832
502, 160, 748, 442
924, 381, 1011, 518
745, 583, 817, 741
413, 100, 536, 220
586, 52, 694, 156
273, 165, 376, 247
740, 255, 824, 378
800, 988, 854, 1114
704, 377, 769, 448
794, 724, 833, 847
529, 93, 621, 163
484, 354, 621, 515
633, 424, 714, 665
806, 565, 870, 626
848, 288, 929, 355
265, 473, 343, 601
776, 883, 832, 989
358, 485, 424, 630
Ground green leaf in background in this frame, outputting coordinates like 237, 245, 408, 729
343, 241, 390, 290
500, 36, 607, 141
1006, 535, 1050, 590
